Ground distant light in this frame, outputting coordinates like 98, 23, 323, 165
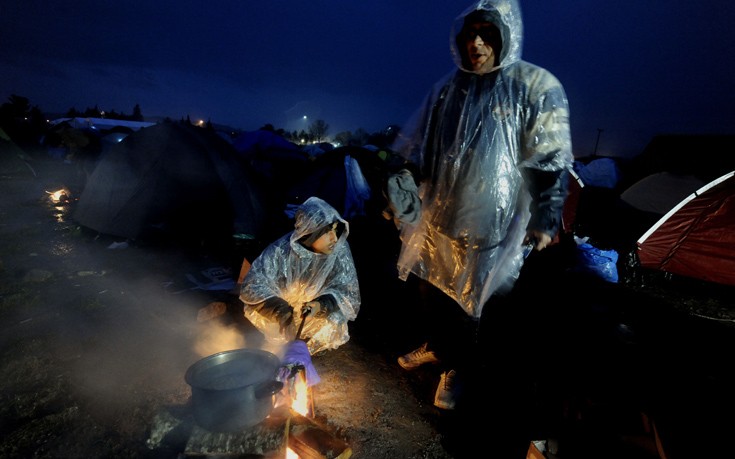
46, 188, 71, 204
303, 115, 307, 120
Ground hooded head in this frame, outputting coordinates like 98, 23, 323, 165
292, 197, 348, 253
450, 0, 524, 74
300, 221, 342, 248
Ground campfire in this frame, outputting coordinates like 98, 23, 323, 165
46, 187, 74, 223
277, 365, 314, 418
143, 287, 351, 458
278, 367, 330, 459
147, 341, 350, 459
271, 342, 350, 459
46, 187, 71, 204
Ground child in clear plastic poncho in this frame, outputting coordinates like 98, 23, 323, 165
240, 196, 360, 356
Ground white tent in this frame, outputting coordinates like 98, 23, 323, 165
620, 172, 705, 215
50, 117, 155, 132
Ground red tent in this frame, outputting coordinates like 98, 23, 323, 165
636, 171, 735, 286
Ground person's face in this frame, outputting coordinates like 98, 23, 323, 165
309, 222, 338, 255
464, 22, 499, 74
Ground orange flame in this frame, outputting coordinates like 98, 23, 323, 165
290, 371, 310, 416
46, 188, 70, 204
283, 370, 312, 458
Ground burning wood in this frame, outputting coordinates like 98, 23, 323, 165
151, 362, 349, 458
173, 406, 350, 459
284, 408, 352, 459
277, 365, 314, 418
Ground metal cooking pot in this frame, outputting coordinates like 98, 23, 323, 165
185, 348, 284, 432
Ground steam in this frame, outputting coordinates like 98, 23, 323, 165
5, 176, 280, 429
193, 320, 247, 357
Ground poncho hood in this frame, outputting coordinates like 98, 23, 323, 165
450, 0, 523, 74
291, 196, 348, 251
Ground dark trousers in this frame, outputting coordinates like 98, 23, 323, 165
412, 276, 480, 376
410, 275, 537, 458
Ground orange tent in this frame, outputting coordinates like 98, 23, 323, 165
636, 171, 735, 286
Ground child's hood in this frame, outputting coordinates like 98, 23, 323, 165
291, 196, 349, 245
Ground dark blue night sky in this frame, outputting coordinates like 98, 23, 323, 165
1, 0, 733, 158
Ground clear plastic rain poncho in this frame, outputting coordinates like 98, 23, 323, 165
240, 196, 360, 355
392, 0, 573, 318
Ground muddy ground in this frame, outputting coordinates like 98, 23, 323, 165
1, 153, 734, 459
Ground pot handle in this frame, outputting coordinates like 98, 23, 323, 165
254, 380, 284, 399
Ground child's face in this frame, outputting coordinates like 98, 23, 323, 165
309, 222, 338, 255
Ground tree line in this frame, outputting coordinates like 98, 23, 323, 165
0, 93, 400, 151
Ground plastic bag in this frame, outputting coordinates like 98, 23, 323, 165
573, 236, 619, 283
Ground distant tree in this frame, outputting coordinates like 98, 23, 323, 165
0, 94, 31, 120
257, 124, 290, 139
83, 105, 101, 118
367, 125, 400, 149
298, 129, 308, 144
66, 107, 80, 117
350, 128, 370, 146
0, 94, 46, 150
28, 106, 45, 128
308, 119, 329, 143
131, 104, 143, 121
333, 131, 352, 146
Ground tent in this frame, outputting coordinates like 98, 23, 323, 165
636, 171, 735, 286
283, 145, 388, 221
50, 117, 155, 133
573, 157, 621, 189
231, 129, 306, 182
620, 134, 735, 190
0, 127, 34, 176
230, 129, 312, 234
620, 172, 705, 215
73, 122, 268, 245
231, 132, 389, 228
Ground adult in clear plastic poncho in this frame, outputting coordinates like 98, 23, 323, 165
388, 0, 573, 417
240, 196, 360, 356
